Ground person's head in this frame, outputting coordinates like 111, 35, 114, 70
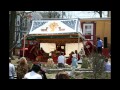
9, 57, 11, 63
31, 64, 41, 73
19, 57, 27, 66
61, 52, 64, 55
55, 71, 70, 79
75, 50, 77, 54
71, 51, 74, 54
41, 47, 43, 50
105, 59, 108, 62
97, 37, 100, 40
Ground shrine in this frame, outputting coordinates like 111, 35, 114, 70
22, 18, 85, 63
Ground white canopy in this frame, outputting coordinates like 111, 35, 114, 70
29, 18, 83, 35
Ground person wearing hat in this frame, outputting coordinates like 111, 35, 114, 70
9, 57, 16, 79
71, 54, 78, 68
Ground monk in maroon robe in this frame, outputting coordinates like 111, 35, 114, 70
27, 45, 36, 61
33, 44, 45, 62
66, 51, 74, 65
40, 47, 45, 54
27, 43, 39, 61
84, 40, 93, 56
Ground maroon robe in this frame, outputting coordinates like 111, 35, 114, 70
66, 54, 72, 65
27, 45, 36, 61
85, 41, 93, 56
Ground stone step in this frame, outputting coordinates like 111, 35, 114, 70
46, 68, 93, 73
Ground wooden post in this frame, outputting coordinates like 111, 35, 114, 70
78, 33, 80, 60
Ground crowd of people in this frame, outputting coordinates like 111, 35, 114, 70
9, 57, 47, 79
9, 37, 111, 79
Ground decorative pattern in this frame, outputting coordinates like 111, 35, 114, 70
61, 20, 76, 30
31, 21, 47, 31
49, 22, 59, 32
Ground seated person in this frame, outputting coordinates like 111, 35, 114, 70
33, 57, 41, 64
40, 47, 45, 54
104, 59, 111, 72
52, 51, 58, 63
46, 58, 54, 68
57, 52, 65, 68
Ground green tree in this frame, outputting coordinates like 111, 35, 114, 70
90, 53, 105, 79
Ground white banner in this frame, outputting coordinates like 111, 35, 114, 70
29, 19, 82, 34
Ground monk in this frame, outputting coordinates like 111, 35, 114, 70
52, 51, 58, 63
34, 44, 44, 62
84, 39, 93, 56
75, 50, 80, 60
66, 51, 74, 65
27, 43, 40, 61
27, 45, 36, 61
40, 47, 45, 54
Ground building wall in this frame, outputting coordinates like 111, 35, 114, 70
80, 18, 111, 46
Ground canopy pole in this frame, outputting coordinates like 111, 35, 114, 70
78, 32, 80, 60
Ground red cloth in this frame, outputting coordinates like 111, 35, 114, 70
102, 48, 109, 57
76, 54, 80, 60
27, 45, 36, 61
66, 54, 72, 65
52, 53, 58, 63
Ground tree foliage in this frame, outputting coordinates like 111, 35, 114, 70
89, 53, 105, 79
39, 11, 65, 18
9, 11, 28, 58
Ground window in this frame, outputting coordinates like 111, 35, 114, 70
85, 25, 91, 29
17, 21, 19, 25
83, 23, 93, 40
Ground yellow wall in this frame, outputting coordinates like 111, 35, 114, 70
81, 19, 111, 46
